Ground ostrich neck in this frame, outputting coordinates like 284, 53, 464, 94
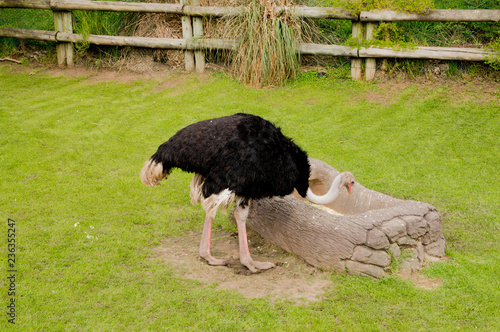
306, 174, 342, 205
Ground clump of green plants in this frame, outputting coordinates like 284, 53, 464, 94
485, 37, 500, 70
222, 0, 304, 87
345, 21, 418, 51
333, 0, 433, 57
73, 10, 137, 55
335, 0, 434, 15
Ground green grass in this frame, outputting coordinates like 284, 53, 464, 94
1, 65, 499, 330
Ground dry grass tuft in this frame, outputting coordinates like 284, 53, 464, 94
220, 0, 304, 87
116, 0, 321, 83
117, 0, 184, 72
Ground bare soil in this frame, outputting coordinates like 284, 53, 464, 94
363, 81, 500, 106
3, 61, 499, 102
153, 228, 333, 303
397, 271, 443, 290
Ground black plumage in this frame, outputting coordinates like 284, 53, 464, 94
149, 113, 310, 200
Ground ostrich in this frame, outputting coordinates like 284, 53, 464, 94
141, 113, 352, 273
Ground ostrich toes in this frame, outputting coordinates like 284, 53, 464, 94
243, 260, 276, 273
201, 254, 228, 266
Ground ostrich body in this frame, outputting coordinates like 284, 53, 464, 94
141, 113, 311, 273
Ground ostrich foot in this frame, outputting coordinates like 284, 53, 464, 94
241, 259, 275, 273
200, 253, 228, 266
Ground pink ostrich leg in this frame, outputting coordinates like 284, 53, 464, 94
233, 200, 275, 273
199, 214, 227, 266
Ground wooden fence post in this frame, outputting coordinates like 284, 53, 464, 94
62, 11, 74, 68
191, 0, 205, 73
53, 11, 65, 67
351, 21, 363, 81
53, 10, 74, 67
364, 22, 377, 81
181, 0, 195, 71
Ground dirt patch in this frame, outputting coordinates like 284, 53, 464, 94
44, 65, 176, 84
7, 63, 192, 90
151, 75, 189, 93
4, 62, 499, 103
153, 228, 333, 303
363, 83, 410, 106
397, 272, 442, 290
363, 81, 499, 106
35, 63, 214, 92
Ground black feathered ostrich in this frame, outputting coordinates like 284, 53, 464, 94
141, 113, 355, 273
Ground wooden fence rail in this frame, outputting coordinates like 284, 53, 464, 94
0, 0, 354, 18
2, 0, 499, 21
360, 9, 500, 22
1, 0, 498, 80
0, 27, 356, 54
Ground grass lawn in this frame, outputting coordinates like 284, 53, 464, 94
1, 64, 499, 331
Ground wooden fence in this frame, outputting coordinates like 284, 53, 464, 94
1, 0, 499, 80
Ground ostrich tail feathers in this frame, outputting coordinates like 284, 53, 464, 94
202, 189, 236, 219
141, 159, 168, 187
190, 173, 205, 205
190, 174, 237, 218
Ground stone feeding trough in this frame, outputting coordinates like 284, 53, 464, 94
244, 158, 446, 278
